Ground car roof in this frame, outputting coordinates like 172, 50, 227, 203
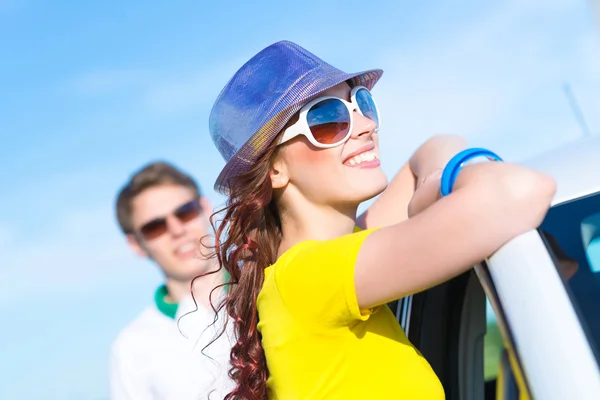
521, 135, 600, 206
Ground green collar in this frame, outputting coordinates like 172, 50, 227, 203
154, 285, 178, 319
154, 272, 231, 320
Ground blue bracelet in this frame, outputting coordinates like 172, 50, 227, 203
440, 148, 503, 197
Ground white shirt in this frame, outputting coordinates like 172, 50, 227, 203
109, 294, 235, 400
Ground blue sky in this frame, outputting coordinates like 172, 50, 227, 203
0, 0, 599, 398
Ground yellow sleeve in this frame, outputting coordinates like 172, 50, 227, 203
273, 228, 377, 331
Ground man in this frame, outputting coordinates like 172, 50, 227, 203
110, 161, 234, 400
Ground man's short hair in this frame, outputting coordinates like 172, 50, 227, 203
116, 161, 201, 234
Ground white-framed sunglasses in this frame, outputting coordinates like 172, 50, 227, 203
277, 86, 381, 148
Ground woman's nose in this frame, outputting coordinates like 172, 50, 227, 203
351, 110, 377, 138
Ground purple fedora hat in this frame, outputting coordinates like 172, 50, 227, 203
209, 40, 383, 194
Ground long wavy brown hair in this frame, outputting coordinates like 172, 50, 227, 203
206, 137, 283, 400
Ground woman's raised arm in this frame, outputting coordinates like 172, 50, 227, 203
354, 160, 556, 309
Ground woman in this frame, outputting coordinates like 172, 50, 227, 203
207, 41, 556, 399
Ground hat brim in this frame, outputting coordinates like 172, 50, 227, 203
213, 68, 383, 195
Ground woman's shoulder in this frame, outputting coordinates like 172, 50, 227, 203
267, 240, 317, 274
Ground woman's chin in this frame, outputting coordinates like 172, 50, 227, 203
351, 177, 389, 203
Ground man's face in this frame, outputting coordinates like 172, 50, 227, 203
127, 184, 214, 282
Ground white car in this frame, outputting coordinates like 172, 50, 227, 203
389, 136, 600, 400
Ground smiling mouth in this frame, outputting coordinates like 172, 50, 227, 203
344, 150, 380, 167
175, 242, 197, 257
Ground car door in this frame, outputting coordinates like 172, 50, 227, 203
480, 222, 600, 398
396, 221, 600, 399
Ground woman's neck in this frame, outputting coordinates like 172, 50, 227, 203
278, 201, 358, 257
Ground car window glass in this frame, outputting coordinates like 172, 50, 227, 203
540, 192, 600, 364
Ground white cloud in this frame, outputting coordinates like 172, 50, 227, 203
141, 56, 252, 117
68, 56, 248, 118
369, 0, 600, 171
0, 204, 162, 307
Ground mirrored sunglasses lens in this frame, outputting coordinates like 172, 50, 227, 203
307, 99, 351, 145
355, 89, 379, 128
140, 219, 168, 240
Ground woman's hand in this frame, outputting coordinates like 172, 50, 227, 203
357, 134, 468, 229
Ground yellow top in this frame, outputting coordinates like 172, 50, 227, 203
257, 228, 445, 399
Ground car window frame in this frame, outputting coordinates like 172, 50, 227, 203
477, 261, 531, 399
477, 229, 600, 400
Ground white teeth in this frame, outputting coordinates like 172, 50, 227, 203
177, 243, 196, 254
346, 150, 378, 165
